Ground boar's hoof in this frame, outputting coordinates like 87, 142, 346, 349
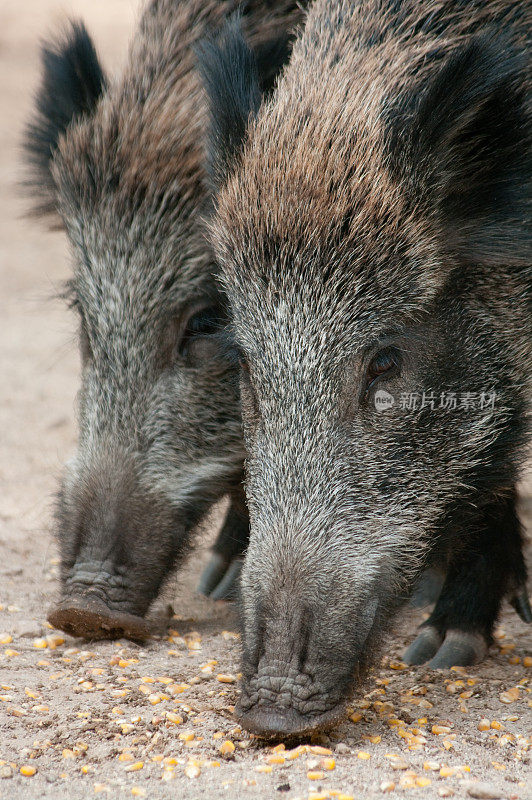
197, 554, 242, 600
47, 597, 150, 641
427, 630, 488, 669
403, 625, 442, 665
509, 587, 532, 623
236, 702, 343, 738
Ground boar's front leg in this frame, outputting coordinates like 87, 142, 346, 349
197, 487, 248, 600
405, 491, 530, 668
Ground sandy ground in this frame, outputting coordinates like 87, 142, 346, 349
0, 2, 531, 799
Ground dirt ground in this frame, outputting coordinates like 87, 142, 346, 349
0, 2, 530, 799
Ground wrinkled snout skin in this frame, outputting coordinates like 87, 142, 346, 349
201, 0, 531, 735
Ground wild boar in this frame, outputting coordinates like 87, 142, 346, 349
200, 0, 531, 735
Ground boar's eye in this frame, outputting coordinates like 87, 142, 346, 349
365, 347, 400, 392
177, 306, 225, 364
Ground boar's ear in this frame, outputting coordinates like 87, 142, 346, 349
23, 20, 107, 218
386, 37, 530, 266
196, 15, 261, 189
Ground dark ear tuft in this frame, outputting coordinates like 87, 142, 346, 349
385, 36, 530, 265
196, 15, 261, 189
23, 20, 107, 218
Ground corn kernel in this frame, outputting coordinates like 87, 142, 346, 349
432, 725, 451, 735
165, 712, 183, 725
357, 751, 371, 760
499, 688, 519, 704
179, 732, 194, 741
416, 777, 432, 787
478, 718, 490, 731
320, 757, 336, 770
439, 767, 456, 777
184, 764, 201, 778
20, 765, 37, 777
380, 781, 395, 793
523, 656, 532, 667
307, 770, 325, 780
216, 674, 236, 683
219, 740, 235, 756
309, 746, 333, 756
265, 754, 285, 764
124, 762, 143, 772
131, 789, 146, 797
255, 765, 272, 773
0, 634, 13, 645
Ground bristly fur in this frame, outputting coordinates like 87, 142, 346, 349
202, 0, 531, 736
196, 14, 261, 189
22, 0, 307, 634
23, 21, 107, 219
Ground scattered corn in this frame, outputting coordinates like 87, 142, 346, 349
20, 765, 37, 777
307, 770, 324, 780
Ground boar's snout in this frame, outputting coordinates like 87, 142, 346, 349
49, 449, 178, 640
236, 593, 378, 737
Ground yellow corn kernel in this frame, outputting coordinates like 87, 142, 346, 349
309, 746, 333, 756
219, 740, 235, 756
320, 757, 336, 770
131, 789, 146, 797
20, 765, 37, 777
179, 732, 194, 741
307, 770, 325, 780
216, 674, 236, 683
357, 751, 371, 760
478, 718, 490, 731
439, 767, 456, 777
255, 765, 272, 773
432, 725, 451, 735
0, 634, 13, 645
184, 764, 201, 778
265, 754, 285, 764
499, 688, 519, 704
124, 762, 143, 772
